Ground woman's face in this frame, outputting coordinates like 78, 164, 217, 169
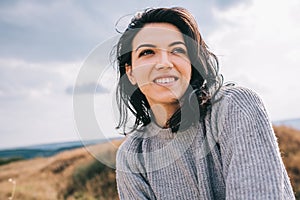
126, 23, 192, 108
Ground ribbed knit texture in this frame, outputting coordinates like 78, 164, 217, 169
116, 86, 296, 200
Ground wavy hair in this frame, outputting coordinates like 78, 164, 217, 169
113, 7, 222, 134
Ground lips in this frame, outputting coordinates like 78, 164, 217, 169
153, 76, 178, 84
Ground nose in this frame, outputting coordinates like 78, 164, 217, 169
155, 50, 174, 70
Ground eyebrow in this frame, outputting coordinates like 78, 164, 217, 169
168, 41, 186, 47
135, 44, 156, 52
134, 41, 186, 52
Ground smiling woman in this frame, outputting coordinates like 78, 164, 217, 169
113, 7, 295, 200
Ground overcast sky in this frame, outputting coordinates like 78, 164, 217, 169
1, 0, 299, 149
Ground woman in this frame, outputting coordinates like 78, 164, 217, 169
114, 7, 295, 199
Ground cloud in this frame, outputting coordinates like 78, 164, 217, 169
0, 1, 116, 62
207, 0, 300, 120
2, 0, 299, 149
0, 57, 81, 148
0, 0, 252, 62
213, 0, 252, 9
0, 58, 81, 100
65, 82, 109, 95
0, 91, 78, 149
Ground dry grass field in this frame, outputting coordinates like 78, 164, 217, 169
0, 139, 122, 200
0, 126, 299, 199
274, 125, 300, 199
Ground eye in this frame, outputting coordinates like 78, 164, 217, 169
138, 49, 154, 57
171, 47, 187, 55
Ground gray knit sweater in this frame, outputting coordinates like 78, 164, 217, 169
116, 86, 295, 199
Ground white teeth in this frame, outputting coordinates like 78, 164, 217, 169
154, 77, 176, 84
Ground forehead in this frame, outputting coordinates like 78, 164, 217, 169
132, 23, 184, 48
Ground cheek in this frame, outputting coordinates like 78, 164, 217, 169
131, 66, 152, 86
178, 61, 192, 81
185, 68, 192, 80
181, 68, 192, 90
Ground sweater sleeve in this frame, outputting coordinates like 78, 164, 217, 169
219, 87, 295, 200
116, 170, 156, 200
116, 137, 156, 200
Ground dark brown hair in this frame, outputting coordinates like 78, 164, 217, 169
114, 7, 222, 133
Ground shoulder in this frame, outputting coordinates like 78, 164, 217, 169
116, 131, 146, 172
212, 85, 266, 116
217, 85, 263, 106
217, 85, 271, 129
117, 133, 144, 154
207, 85, 269, 140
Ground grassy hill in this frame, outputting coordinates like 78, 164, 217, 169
0, 139, 122, 200
273, 125, 300, 199
0, 125, 299, 199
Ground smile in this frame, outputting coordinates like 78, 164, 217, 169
153, 77, 178, 84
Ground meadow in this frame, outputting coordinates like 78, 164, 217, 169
0, 125, 299, 199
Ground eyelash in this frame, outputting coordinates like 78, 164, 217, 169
171, 47, 187, 55
138, 47, 187, 58
138, 49, 154, 57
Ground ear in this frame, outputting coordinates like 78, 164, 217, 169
125, 64, 137, 85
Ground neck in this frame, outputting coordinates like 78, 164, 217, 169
150, 103, 179, 128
